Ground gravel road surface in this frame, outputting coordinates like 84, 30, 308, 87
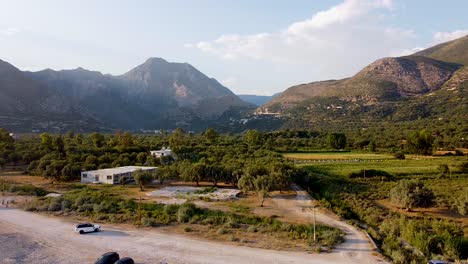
0, 187, 388, 264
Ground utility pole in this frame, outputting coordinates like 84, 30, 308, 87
309, 204, 317, 242
137, 196, 142, 226
313, 204, 316, 242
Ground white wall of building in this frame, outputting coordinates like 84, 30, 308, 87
81, 166, 157, 184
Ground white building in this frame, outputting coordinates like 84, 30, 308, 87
9, 133, 19, 140
150, 147, 173, 158
81, 166, 157, 185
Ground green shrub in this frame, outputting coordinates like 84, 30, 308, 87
224, 217, 240, 228
319, 229, 344, 247
142, 217, 158, 227
349, 169, 393, 180
194, 187, 217, 194
153, 211, 170, 224
177, 203, 197, 223
24, 204, 37, 211
247, 225, 258, 232
394, 152, 405, 160
444, 236, 468, 260
164, 204, 179, 215
61, 200, 72, 211
96, 214, 108, 221
390, 180, 434, 209
457, 161, 468, 173
48, 198, 62, 211
217, 227, 228, 235
8, 184, 48, 196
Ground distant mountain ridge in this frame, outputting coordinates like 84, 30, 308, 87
0, 60, 102, 132
257, 35, 467, 127
0, 58, 252, 132
238, 95, 273, 106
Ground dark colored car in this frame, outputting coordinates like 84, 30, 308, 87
115, 257, 135, 264
428, 261, 447, 264
94, 252, 120, 264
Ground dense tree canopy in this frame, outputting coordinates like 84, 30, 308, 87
407, 129, 434, 155
327, 133, 347, 150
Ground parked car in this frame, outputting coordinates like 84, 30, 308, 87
428, 261, 447, 264
115, 257, 135, 264
94, 252, 119, 264
74, 223, 101, 234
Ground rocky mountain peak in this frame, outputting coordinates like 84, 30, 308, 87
354, 56, 460, 96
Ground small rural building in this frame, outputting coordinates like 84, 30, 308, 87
150, 147, 173, 158
9, 133, 19, 140
81, 166, 157, 185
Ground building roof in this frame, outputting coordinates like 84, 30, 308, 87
82, 166, 157, 175
151, 147, 172, 152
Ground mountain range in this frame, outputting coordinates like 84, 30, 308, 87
0, 58, 252, 132
0, 35, 466, 133
238, 93, 283, 106
256, 35, 467, 128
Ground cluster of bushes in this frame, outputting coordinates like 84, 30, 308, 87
24, 188, 344, 248
348, 169, 393, 180
294, 170, 468, 262
380, 217, 468, 263
7, 184, 48, 196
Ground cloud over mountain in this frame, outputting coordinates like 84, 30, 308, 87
188, 0, 416, 81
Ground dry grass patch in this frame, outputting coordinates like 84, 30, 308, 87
166, 223, 323, 252
377, 199, 468, 235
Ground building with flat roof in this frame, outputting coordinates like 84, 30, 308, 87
150, 147, 173, 158
81, 166, 157, 185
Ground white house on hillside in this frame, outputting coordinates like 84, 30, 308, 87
81, 166, 157, 185
150, 147, 173, 158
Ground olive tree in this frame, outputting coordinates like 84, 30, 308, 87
327, 133, 347, 150
390, 180, 434, 210
407, 129, 434, 155
238, 174, 274, 207
133, 169, 154, 191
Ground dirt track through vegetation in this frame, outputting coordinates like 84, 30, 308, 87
270, 185, 388, 263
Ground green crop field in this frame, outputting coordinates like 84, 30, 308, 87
306, 157, 465, 177
284, 151, 467, 177
283, 152, 394, 161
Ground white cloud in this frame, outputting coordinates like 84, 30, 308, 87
0, 27, 21, 36
396, 47, 425, 56
432, 30, 468, 44
287, 0, 392, 34
187, 0, 416, 80
221, 77, 237, 88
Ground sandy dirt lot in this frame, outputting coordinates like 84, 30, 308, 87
148, 186, 240, 204
0, 186, 388, 264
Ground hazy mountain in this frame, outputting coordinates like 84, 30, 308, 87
25, 67, 155, 129
118, 58, 249, 120
257, 35, 467, 126
0, 60, 101, 132
238, 95, 273, 106
2, 58, 251, 131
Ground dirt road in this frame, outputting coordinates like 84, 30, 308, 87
0, 187, 388, 264
269, 184, 388, 264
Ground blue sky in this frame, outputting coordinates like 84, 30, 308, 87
0, 0, 467, 95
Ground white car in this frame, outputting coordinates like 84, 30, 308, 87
74, 223, 100, 234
